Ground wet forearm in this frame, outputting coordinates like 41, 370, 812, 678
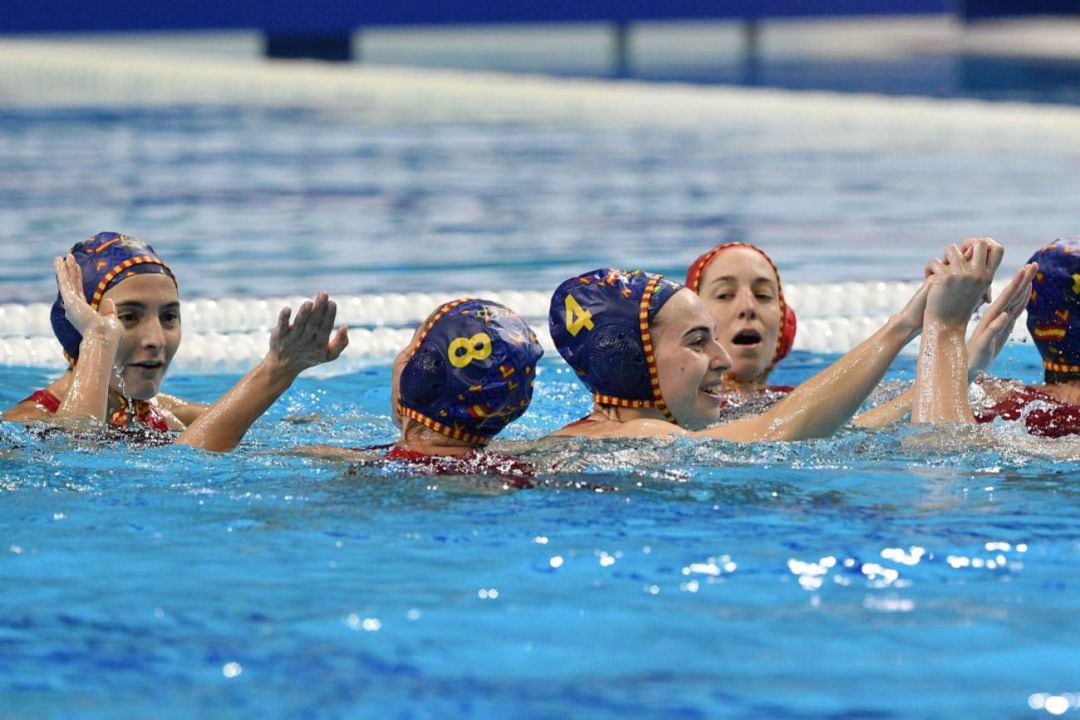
754, 317, 917, 440
175, 357, 299, 452
57, 329, 120, 422
852, 388, 914, 429
911, 320, 973, 425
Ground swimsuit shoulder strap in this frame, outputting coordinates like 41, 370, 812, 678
20, 389, 61, 413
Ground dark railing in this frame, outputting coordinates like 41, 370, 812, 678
1, 1, 1074, 63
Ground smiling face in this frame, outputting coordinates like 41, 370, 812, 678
100, 273, 181, 400
696, 247, 783, 387
649, 289, 732, 429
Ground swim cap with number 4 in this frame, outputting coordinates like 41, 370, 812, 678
398, 298, 544, 444
549, 268, 682, 418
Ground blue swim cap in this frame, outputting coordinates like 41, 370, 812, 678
50, 232, 175, 362
1027, 236, 1080, 379
549, 269, 682, 422
398, 298, 544, 445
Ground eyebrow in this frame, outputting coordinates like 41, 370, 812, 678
113, 301, 182, 310
709, 275, 776, 287
682, 325, 711, 340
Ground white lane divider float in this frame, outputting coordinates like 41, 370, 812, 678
0, 281, 1030, 374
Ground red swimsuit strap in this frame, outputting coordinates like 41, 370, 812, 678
22, 389, 61, 413
384, 445, 534, 485
22, 388, 169, 432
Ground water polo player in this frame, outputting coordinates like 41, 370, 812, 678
3, 232, 348, 451
685, 242, 796, 398
547, 242, 1002, 441
966, 237, 1080, 436
298, 298, 543, 477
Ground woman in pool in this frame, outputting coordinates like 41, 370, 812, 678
960, 237, 1080, 436
2, 232, 348, 451
297, 297, 543, 479
684, 242, 796, 401
547, 238, 1005, 441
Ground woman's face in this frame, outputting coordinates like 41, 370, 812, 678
696, 247, 783, 385
650, 289, 732, 429
100, 274, 181, 401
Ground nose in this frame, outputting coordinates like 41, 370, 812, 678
140, 317, 165, 352
736, 287, 758, 320
709, 338, 732, 373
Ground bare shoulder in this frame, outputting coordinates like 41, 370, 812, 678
2, 381, 66, 423
597, 418, 684, 439
144, 400, 187, 432
155, 393, 211, 425
2, 401, 54, 423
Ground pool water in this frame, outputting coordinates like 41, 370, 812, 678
3, 103, 1080, 305
3, 343, 1080, 719
3, 60, 1080, 717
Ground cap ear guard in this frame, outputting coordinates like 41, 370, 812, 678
399, 345, 448, 409
584, 322, 650, 399
773, 303, 798, 364
50, 298, 83, 363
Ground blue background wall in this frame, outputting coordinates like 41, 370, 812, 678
1, 1, 954, 34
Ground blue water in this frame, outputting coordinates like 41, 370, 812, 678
3, 104, 1080, 304
3, 343, 1080, 719
3, 91, 1080, 717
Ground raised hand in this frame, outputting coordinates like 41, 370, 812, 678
959, 235, 1005, 303
892, 277, 933, 339
924, 238, 1001, 326
967, 262, 1037, 377
55, 255, 123, 345
176, 291, 350, 452
267, 291, 349, 377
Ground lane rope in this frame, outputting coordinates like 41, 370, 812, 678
0, 281, 1031, 374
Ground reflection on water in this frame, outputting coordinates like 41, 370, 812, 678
3, 104, 1080, 304
2, 353, 1080, 717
